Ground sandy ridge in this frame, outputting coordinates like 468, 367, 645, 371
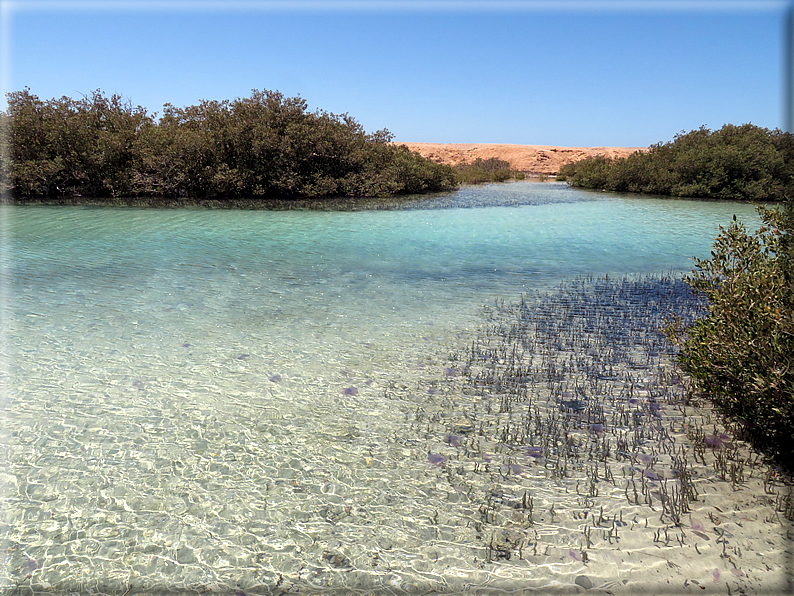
396, 142, 645, 175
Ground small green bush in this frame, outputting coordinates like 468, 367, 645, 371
454, 157, 521, 185
668, 200, 794, 465
558, 155, 613, 189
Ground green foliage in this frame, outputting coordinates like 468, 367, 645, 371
454, 157, 520, 185
2, 88, 154, 197
668, 200, 794, 464
559, 124, 794, 201
558, 155, 613, 189
1, 88, 457, 200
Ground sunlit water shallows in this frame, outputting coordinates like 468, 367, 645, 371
1, 182, 791, 594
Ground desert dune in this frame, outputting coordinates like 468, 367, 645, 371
397, 142, 645, 175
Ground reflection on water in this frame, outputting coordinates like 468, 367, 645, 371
2, 182, 790, 594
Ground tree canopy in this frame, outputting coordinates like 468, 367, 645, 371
0, 89, 458, 201
558, 124, 794, 202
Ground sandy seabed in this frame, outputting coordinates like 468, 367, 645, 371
4, 273, 792, 595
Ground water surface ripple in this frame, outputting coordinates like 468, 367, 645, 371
2, 182, 790, 594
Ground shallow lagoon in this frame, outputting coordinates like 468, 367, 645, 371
1, 182, 791, 594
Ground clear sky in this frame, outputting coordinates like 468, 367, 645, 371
0, 1, 790, 147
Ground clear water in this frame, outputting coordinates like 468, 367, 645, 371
1, 182, 789, 594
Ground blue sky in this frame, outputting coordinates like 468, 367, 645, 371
0, 1, 789, 147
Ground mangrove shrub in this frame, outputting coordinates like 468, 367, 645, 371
1, 88, 457, 200
454, 157, 519, 185
559, 124, 794, 201
668, 200, 794, 464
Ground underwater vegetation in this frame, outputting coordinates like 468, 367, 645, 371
393, 273, 794, 569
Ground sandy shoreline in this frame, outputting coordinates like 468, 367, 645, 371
397, 142, 645, 175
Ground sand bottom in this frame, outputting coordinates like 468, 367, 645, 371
2, 274, 791, 595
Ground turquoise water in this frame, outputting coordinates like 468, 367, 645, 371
3, 182, 788, 594
4, 182, 759, 319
